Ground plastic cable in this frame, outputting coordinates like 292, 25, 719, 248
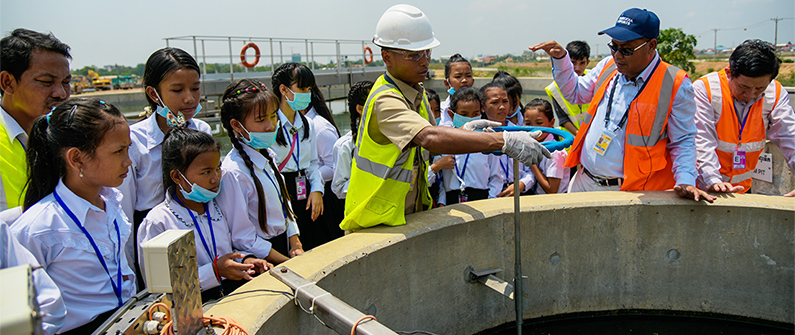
351, 315, 377, 335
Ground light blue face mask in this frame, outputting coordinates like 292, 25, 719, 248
286, 88, 312, 111
508, 105, 522, 119
452, 113, 478, 128
178, 171, 220, 203
153, 90, 200, 128
239, 124, 278, 150
435, 117, 441, 125
447, 87, 455, 96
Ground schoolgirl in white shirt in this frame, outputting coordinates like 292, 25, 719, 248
301, 84, 344, 239
138, 128, 271, 302
116, 48, 211, 288
435, 88, 502, 204
332, 80, 373, 201
11, 98, 136, 334
216, 79, 304, 264
270, 63, 329, 250
522, 99, 570, 194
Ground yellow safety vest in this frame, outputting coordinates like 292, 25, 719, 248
545, 75, 589, 131
0, 120, 27, 209
341, 74, 433, 230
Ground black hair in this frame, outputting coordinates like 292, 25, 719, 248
0, 29, 71, 96
444, 53, 472, 79
492, 70, 523, 111
728, 39, 780, 80
450, 87, 482, 113
478, 81, 507, 120
307, 84, 340, 137
524, 98, 554, 122
347, 80, 373, 145
220, 79, 295, 233
142, 47, 201, 111
566, 41, 591, 61
161, 128, 221, 194
24, 98, 124, 209
271, 63, 314, 145
426, 88, 440, 104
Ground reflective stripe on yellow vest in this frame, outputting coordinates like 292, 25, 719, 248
544, 76, 589, 130
699, 69, 780, 191
341, 74, 433, 230
0, 121, 27, 209
565, 58, 687, 191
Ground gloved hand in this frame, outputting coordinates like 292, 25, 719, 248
462, 120, 502, 132
502, 131, 552, 166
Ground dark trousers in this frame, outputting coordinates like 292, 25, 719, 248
445, 187, 490, 205
282, 171, 331, 251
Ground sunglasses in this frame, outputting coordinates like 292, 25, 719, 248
390, 49, 431, 61
607, 40, 649, 56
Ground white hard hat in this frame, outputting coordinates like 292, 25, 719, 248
373, 4, 441, 51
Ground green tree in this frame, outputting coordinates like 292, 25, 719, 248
657, 28, 697, 73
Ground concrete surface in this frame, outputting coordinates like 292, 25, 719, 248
205, 191, 794, 334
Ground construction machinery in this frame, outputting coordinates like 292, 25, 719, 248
87, 70, 112, 91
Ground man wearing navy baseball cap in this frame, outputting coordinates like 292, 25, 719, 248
531, 8, 715, 202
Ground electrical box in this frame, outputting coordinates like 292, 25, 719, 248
0, 265, 42, 335
141, 229, 191, 293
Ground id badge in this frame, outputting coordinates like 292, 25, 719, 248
409, 165, 418, 191
592, 131, 613, 156
733, 150, 746, 170
295, 175, 307, 200
458, 192, 468, 203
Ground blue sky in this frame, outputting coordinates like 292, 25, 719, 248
2, 0, 792, 69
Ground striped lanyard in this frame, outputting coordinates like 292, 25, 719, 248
454, 154, 471, 191
282, 124, 301, 171
53, 189, 123, 307
263, 169, 290, 220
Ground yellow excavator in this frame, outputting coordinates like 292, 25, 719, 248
87, 70, 112, 91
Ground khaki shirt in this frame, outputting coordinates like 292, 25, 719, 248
368, 71, 436, 213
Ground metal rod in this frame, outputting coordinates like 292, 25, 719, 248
279, 41, 284, 64
201, 40, 207, 96
270, 38, 275, 74
311, 42, 315, 69
336, 40, 341, 77
227, 37, 234, 81
513, 158, 523, 335
305, 39, 309, 66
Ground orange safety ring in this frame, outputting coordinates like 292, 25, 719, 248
363, 46, 374, 64
240, 42, 260, 68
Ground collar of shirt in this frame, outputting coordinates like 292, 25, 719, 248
385, 70, 424, 110
304, 106, 318, 120
278, 108, 305, 131
55, 179, 124, 226
0, 105, 27, 146
239, 143, 271, 171
616, 52, 661, 87
139, 114, 200, 150
733, 93, 765, 119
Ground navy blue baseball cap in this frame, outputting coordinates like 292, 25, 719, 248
599, 8, 660, 42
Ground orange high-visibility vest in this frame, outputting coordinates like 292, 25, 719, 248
698, 69, 781, 192
565, 58, 688, 191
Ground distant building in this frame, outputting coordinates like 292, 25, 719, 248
292, 53, 301, 63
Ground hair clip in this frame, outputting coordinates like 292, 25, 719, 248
234, 85, 266, 96
99, 100, 106, 104
46, 111, 53, 124
66, 105, 78, 126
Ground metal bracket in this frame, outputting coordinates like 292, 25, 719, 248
466, 266, 527, 301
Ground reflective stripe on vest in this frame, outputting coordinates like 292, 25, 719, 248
700, 69, 779, 190
342, 74, 432, 230
544, 81, 588, 128
0, 121, 27, 210
565, 58, 686, 191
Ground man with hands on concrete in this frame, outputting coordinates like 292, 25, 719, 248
693, 39, 795, 197
342, 4, 550, 231
530, 8, 714, 202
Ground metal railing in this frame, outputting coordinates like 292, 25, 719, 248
164, 35, 383, 82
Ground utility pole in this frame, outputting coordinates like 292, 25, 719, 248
712, 28, 719, 59
770, 17, 785, 47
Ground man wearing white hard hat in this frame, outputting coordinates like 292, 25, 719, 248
341, 4, 550, 230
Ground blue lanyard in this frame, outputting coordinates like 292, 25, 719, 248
454, 154, 471, 181
604, 58, 660, 131
173, 196, 217, 262
282, 124, 301, 171
500, 156, 509, 179
53, 189, 123, 307
738, 106, 752, 143
263, 169, 290, 220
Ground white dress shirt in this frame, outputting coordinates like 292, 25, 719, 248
439, 96, 453, 125
304, 107, 340, 183
0, 106, 28, 211
138, 193, 239, 291
10, 181, 136, 332
552, 53, 698, 186
1, 222, 66, 335
270, 109, 324, 194
331, 131, 354, 199
218, 144, 299, 259
117, 114, 212, 218
693, 77, 795, 188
